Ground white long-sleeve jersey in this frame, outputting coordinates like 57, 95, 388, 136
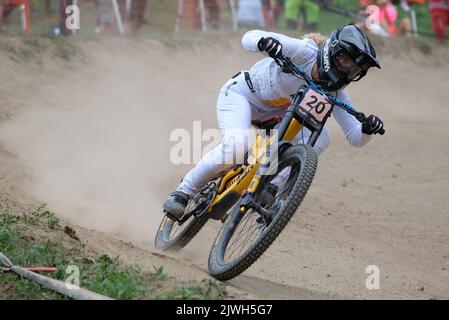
241, 30, 372, 148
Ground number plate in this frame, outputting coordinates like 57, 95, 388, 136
298, 88, 333, 123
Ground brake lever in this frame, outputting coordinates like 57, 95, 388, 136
355, 111, 367, 123
282, 65, 293, 74
274, 55, 289, 69
274, 56, 288, 71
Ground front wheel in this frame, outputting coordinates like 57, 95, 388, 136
208, 144, 318, 281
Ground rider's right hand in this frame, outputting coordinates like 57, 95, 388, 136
258, 37, 283, 59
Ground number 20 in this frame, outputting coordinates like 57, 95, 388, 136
306, 95, 327, 114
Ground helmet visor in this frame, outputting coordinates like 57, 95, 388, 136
334, 51, 362, 81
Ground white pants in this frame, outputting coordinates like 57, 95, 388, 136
177, 76, 330, 197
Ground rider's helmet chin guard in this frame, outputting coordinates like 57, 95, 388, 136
317, 24, 381, 92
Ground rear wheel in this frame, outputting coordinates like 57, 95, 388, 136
208, 144, 318, 280
154, 211, 209, 252
154, 182, 216, 252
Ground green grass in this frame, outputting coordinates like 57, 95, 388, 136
0, 34, 80, 65
0, 206, 227, 300
154, 279, 227, 300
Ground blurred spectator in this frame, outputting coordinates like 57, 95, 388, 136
0, 0, 30, 31
429, 0, 449, 45
236, 0, 265, 28
274, 0, 285, 24
49, 0, 74, 36
205, 0, 220, 29
95, 0, 147, 36
120, 0, 147, 35
0, 2, 16, 23
285, 0, 320, 32
375, 0, 400, 35
261, 0, 285, 28
176, 0, 222, 31
95, 0, 115, 34
262, 0, 276, 27
360, 0, 411, 37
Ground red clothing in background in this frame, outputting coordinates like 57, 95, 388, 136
430, 0, 449, 44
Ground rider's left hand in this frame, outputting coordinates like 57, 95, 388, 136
362, 114, 384, 135
258, 37, 283, 59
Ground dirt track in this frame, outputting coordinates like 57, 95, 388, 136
0, 35, 448, 299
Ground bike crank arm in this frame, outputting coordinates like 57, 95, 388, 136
177, 186, 217, 224
177, 205, 205, 224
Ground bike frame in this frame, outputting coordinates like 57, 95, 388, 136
207, 86, 318, 220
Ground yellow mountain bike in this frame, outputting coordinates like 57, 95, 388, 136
154, 55, 385, 281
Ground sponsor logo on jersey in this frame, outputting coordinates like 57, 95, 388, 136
323, 39, 331, 73
264, 97, 292, 108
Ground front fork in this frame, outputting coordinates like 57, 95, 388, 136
239, 88, 309, 215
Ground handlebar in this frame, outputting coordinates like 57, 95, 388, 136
274, 55, 385, 136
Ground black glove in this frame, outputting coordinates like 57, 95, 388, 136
257, 37, 283, 59
362, 114, 384, 135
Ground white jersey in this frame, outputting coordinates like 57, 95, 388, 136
241, 30, 372, 147
175, 30, 375, 196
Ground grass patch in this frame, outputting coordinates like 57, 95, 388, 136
0, 34, 79, 64
50, 37, 78, 61
154, 279, 227, 300
0, 206, 227, 300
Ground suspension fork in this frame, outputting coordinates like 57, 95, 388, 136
240, 87, 308, 213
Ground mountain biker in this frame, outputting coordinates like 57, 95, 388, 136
163, 24, 384, 221
430, 0, 449, 45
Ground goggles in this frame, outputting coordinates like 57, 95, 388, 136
333, 51, 363, 81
